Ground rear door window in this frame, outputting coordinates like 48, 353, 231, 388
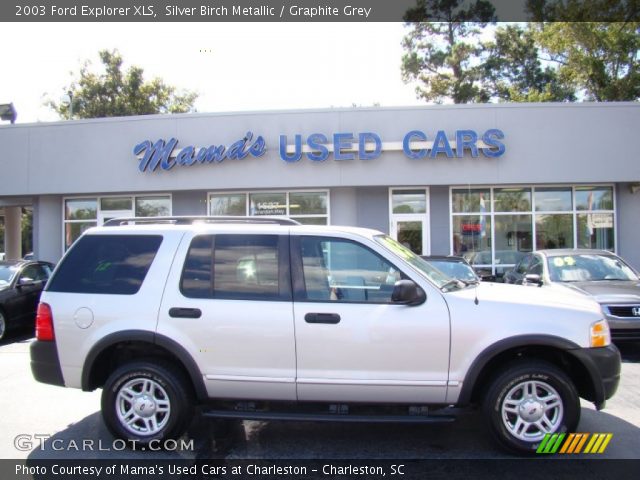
180, 234, 290, 301
47, 235, 163, 295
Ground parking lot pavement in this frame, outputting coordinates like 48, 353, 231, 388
1, 333, 639, 461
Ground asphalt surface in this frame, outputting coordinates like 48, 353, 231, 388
0, 330, 639, 478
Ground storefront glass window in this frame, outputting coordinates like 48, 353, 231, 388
65, 222, 97, 250
451, 185, 616, 279
209, 194, 247, 216
535, 214, 573, 249
577, 213, 615, 251
65, 199, 97, 220
452, 189, 490, 213
64, 194, 171, 252
391, 189, 426, 214
292, 217, 327, 225
452, 215, 492, 259
494, 188, 531, 212
289, 192, 327, 216
575, 186, 614, 211
250, 193, 288, 216
135, 196, 171, 217
534, 187, 572, 212
100, 197, 133, 211
209, 191, 329, 224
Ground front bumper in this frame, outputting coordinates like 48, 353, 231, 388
568, 343, 621, 410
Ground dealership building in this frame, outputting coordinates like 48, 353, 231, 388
1, 102, 639, 276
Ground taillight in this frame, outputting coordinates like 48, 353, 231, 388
36, 303, 55, 341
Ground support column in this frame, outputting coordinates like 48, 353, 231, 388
4, 206, 22, 260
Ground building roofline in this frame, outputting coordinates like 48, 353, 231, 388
1, 101, 639, 130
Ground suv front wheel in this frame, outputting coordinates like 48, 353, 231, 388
101, 360, 194, 445
482, 361, 580, 454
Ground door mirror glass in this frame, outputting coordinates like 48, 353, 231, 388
391, 280, 426, 306
18, 277, 36, 287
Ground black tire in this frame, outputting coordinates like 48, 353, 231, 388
101, 360, 194, 446
482, 361, 580, 455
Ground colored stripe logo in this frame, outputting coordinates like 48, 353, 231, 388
536, 433, 613, 454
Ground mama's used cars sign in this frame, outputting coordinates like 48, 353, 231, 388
133, 129, 505, 173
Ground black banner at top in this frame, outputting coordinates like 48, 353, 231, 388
3, 0, 640, 22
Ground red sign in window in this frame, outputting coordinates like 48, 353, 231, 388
462, 223, 482, 233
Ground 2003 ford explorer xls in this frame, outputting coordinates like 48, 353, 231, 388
30, 217, 621, 454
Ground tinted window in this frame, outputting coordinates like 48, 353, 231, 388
516, 255, 532, 274
528, 256, 543, 276
300, 237, 401, 303
20, 264, 50, 282
181, 234, 289, 301
47, 235, 162, 295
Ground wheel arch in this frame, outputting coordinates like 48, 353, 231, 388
81, 330, 208, 401
458, 335, 599, 407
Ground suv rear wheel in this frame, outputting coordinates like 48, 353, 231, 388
482, 361, 580, 454
101, 360, 193, 445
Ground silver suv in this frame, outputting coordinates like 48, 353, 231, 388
30, 217, 621, 454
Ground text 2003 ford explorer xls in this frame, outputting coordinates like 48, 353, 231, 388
30, 217, 621, 454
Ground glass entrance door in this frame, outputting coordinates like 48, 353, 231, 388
389, 188, 430, 256
391, 217, 428, 255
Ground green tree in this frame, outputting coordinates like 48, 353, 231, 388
21, 208, 32, 255
483, 24, 576, 102
47, 49, 198, 119
525, 0, 635, 22
535, 22, 640, 101
401, 1, 496, 104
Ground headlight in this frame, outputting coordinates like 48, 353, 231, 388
590, 319, 611, 348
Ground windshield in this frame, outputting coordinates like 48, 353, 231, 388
0, 265, 19, 286
547, 254, 639, 282
427, 260, 479, 283
374, 235, 459, 290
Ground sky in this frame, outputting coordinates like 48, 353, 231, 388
0, 22, 426, 123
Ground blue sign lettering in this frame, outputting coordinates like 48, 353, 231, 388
134, 132, 265, 172
307, 133, 330, 162
430, 130, 454, 158
402, 129, 505, 159
359, 132, 382, 160
279, 134, 302, 163
402, 130, 428, 159
481, 129, 506, 158
456, 130, 479, 158
334, 133, 355, 161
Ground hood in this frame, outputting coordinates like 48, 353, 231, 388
560, 280, 640, 304
449, 281, 601, 315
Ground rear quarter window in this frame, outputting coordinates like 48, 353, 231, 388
47, 234, 163, 295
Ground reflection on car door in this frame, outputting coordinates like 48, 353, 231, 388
292, 235, 451, 404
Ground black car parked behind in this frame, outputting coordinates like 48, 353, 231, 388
0, 260, 54, 340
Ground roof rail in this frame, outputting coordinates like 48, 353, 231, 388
103, 216, 301, 227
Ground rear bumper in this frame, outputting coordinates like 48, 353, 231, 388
568, 344, 621, 410
30, 340, 65, 387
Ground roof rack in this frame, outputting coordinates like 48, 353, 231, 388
103, 216, 301, 227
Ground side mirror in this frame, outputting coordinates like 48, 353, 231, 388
17, 277, 36, 287
391, 280, 426, 306
523, 274, 543, 287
